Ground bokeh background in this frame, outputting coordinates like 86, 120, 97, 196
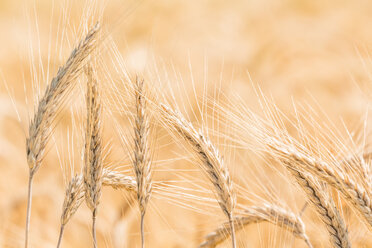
1, 0, 372, 247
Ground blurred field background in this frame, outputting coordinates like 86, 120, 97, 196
1, 0, 372, 247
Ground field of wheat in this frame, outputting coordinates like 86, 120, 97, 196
1, 0, 372, 247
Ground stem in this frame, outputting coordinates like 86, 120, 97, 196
228, 213, 236, 248
92, 208, 97, 248
140, 212, 145, 248
56, 225, 65, 248
305, 239, 313, 248
25, 172, 34, 248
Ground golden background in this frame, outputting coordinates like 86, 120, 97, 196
0, 0, 371, 247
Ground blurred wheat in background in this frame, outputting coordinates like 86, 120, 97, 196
1, 0, 372, 247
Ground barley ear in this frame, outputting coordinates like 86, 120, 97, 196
24, 23, 100, 248
269, 142, 372, 231
57, 175, 85, 248
199, 204, 312, 248
285, 162, 351, 248
161, 104, 236, 248
132, 77, 152, 248
102, 169, 137, 193
83, 64, 103, 248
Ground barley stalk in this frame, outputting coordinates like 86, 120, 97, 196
199, 204, 312, 248
161, 104, 236, 248
131, 78, 152, 248
268, 142, 372, 231
61, 175, 85, 226
283, 161, 351, 248
57, 175, 84, 248
56, 169, 136, 247
25, 23, 100, 248
83, 64, 103, 248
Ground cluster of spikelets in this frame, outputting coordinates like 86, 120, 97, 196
214, 92, 372, 247
24, 23, 145, 248
22, 21, 372, 248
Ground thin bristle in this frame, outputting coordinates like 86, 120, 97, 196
340, 154, 372, 191
199, 204, 312, 248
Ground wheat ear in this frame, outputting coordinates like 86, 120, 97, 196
199, 204, 312, 248
269, 142, 372, 231
56, 170, 136, 248
161, 104, 236, 248
131, 78, 152, 248
102, 169, 137, 192
283, 161, 351, 248
25, 23, 100, 248
57, 175, 84, 248
83, 64, 103, 248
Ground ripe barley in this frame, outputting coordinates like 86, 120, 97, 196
283, 161, 350, 248
83, 64, 103, 248
161, 104, 237, 248
57, 175, 84, 248
57, 169, 137, 248
102, 169, 137, 192
199, 204, 312, 248
24, 23, 100, 248
131, 78, 152, 248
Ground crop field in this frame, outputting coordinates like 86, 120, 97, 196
0, 1, 372, 247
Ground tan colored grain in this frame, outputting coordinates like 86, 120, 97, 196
199, 204, 312, 248
57, 175, 85, 248
61, 175, 85, 226
102, 169, 137, 192
61, 169, 136, 225
161, 104, 237, 247
83, 64, 103, 248
284, 161, 351, 248
131, 78, 152, 248
24, 23, 100, 248
26, 23, 100, 175
56, 169, 136, 247
268, 141, 372, 231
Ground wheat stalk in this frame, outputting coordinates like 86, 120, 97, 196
57, 175, 84, 248
268, 141, 372, 231
283, 161, 351, 248
83, 64, 103, 248
161, 104, 237, 248
24, 23, 100, 248
56, 169, 136, 248
199, 204, 312, 248
131, 78, 152, 248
